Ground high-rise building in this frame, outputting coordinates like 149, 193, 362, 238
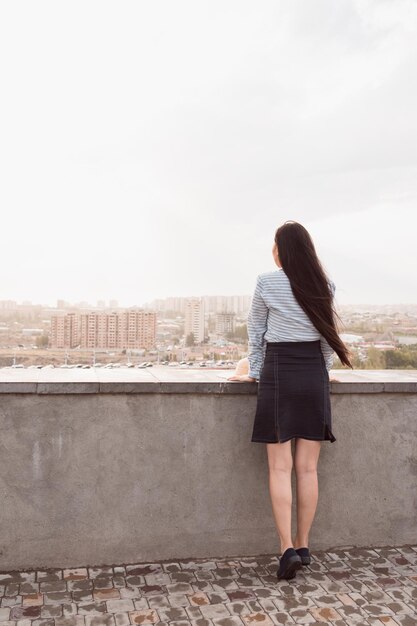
0, 300, 17, 310
50, 312, 80, 348
215, 312, 236, 335
148, 294, 251, 315
184, 298, 205, 344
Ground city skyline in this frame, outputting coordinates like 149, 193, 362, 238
1, 1, 417, 306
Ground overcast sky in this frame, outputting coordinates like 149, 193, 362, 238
1, 0, 416, 307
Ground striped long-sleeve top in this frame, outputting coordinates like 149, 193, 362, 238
247, 268, 336, 380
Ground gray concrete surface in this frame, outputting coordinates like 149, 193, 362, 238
0, 369, 416, 571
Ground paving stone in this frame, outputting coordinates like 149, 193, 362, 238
129, 608, 159, 624
93, 577, 114, 590
77, 601, 107, 615
63, 569, 88, 580
93, 588, 120, 601
67, 580, 93, 592
119, 587, 142, 600
72, 590, 94, 603
39, 580, 67, 593
257, 599, 279, 613
62, 603, 78, 617
165, 583, 195, 595
54, 618, 86, 625
253, 587, 281, 599
191, 580, 214, 593
88, 568, 114, 579
133, 598, 150, 611
227, 588, 255, 602
40, 604, 63, 618
10, 605, 41, 620
44, 591, 72, 604
168, 570, 196, 584
206, 592, 229, 604
1, 595, 22, 607
84, 615, 116, 626
157, 607, 188, 622
269, 612, 296, 624
245, 600, 264, 613
288, 608, 317, 624
211, 617, 244, 626
200, 603, 231, 619
188, 592, 210, 606
385, 599, 416, 615
194, 571, 215, 582
36, 570, 63, 582
225, 601, 249, 616
241, 612, 274, 626
311, 594, 343, 608
5, 583, 20, 596
185, 605, 204, 619
394, 615, 417, 625
212, 580, 240, 592
106, 599, 135, 613
335, 604, 371, 623
167, 594, 191, 608
125, 576, 146, 587
309, 607, 343, 622
144, 573, 173, 586
139, 585, 166, 597
112, 576, 127, 588
21, 592, 43, 606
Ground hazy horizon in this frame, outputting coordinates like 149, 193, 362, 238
1, 0, 417, 307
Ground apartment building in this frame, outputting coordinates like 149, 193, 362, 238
215, 312, 236, 335
50, 310, 156, 349
184, 298, 205, 344
50, 312, 79, 349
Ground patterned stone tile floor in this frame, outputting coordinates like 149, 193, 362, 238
1, 545, 417, 626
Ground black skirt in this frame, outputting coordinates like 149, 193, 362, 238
251, 340, 336, 444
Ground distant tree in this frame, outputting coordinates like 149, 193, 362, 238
364, 346, 386, 369
186, 332, 195, 347
385, 347, 417, 369
36, 334, 48, 348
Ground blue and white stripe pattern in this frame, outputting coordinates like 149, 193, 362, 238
247, 269, 337, 380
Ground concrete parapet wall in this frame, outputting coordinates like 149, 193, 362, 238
0, 369, 416, 570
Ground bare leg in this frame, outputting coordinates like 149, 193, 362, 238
293, 438, 321, 549
266, 440, 293, 553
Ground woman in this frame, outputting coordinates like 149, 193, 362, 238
228, 221, 353, 581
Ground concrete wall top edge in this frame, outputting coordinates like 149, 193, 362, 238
0, 380, 416, 394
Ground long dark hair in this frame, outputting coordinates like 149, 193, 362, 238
275, 220, 353, 369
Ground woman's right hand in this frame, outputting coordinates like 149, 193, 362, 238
329, 377, 339, 382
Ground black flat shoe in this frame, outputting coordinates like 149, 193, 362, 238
295, 547, 311, 565
276, 547, 302, 580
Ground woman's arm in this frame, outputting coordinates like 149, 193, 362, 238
320, 336, 335, 371
321, 279, 337, 371
247, 274, 269, 380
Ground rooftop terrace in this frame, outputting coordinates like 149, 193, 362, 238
0, 368, 416, 626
